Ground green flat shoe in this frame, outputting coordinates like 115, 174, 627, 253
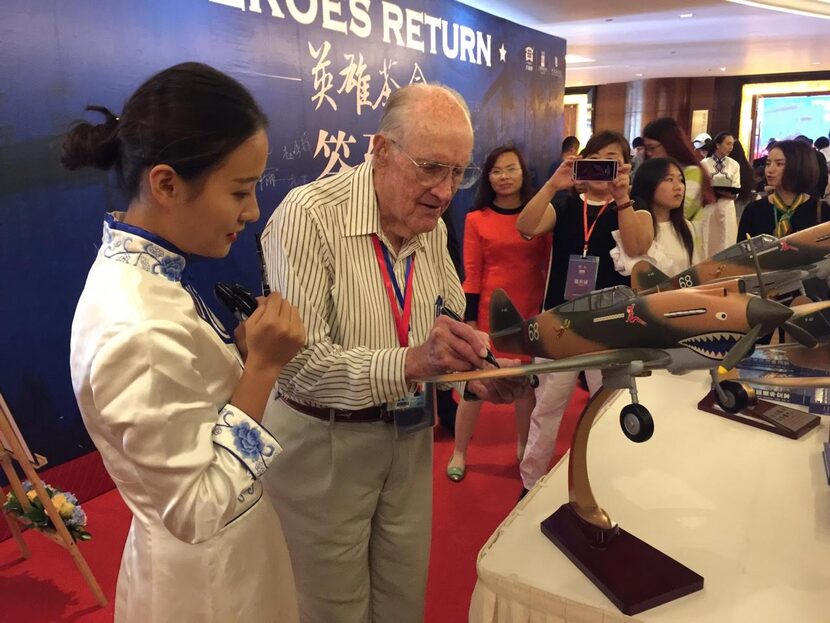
446, 465, 466, 482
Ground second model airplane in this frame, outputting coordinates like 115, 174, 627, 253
425, 285, 810, 442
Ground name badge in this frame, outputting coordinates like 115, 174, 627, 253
388, 384, 435, 435
564, 254, 599, 300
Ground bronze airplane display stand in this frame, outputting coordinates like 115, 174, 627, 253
540, 387, 703, 616
697, 391, 820, 439
824, 427, 830, 485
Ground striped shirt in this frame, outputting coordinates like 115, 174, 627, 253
260, 160, 465, 410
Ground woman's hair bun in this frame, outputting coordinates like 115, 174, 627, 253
60, 105, 120, 171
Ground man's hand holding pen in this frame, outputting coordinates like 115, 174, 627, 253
436, 303, 501, 368
403, 299, 530, 404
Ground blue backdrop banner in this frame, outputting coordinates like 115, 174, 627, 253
0, 0, 565, 467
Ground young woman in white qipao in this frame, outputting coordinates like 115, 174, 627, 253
64, 63, 304, 623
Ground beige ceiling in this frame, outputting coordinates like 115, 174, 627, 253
456, 0, 830, 87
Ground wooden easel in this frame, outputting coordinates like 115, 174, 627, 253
0, 392, 107, 606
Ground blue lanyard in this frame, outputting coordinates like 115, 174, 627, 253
379, 243, 414, 308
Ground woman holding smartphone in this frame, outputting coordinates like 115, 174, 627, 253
514, 130, 653, 497
65, 63, 304, 622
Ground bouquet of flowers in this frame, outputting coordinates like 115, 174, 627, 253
3, 480, 91, 541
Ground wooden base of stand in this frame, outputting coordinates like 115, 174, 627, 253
541, 504, 703, 616
697, 392, 820, 439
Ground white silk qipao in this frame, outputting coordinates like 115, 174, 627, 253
70, 214, 298, 623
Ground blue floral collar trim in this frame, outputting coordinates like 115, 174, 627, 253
101, 213, 188, 282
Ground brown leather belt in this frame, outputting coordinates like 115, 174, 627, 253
280, 396, 394, 423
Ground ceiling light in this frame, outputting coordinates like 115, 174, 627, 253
726, 0, 830, 19
635, 73, 644, 77
679, 13, 694, 18
720, 67, 727, 71
566, 54, 596, 64
813, 60, 822, 65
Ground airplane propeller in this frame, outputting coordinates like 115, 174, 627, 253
719, 297, 793, 372
720, 324, 763, 372
738, 232, 821, 352
780, 296, 830, 348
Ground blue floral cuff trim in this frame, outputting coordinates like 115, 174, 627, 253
212, 405, 282, 479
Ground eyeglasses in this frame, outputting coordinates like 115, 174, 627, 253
390, 140, 481, 190
489, 166, 522, 178
644, 141, 662, 155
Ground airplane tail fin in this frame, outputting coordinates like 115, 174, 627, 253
631, 260, 670, 293
489, 289, 526, 354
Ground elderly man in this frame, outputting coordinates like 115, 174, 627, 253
260, 83, 526, 622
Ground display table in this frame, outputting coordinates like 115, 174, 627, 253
469, 370, 830, 623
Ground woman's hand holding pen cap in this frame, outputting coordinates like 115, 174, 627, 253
243, 291, 306, 379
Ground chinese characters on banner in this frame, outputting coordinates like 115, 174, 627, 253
309, 40, 428, 178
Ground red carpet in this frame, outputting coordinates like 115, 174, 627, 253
0, 390, 588, 622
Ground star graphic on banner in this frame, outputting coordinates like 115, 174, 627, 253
498, 44, 507, 62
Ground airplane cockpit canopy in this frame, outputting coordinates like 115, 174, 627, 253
557, 285, 635, 313
711, 234, 778, 262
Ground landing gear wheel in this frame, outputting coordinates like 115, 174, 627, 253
716, 380, 751, 413
619, 403, 654, 443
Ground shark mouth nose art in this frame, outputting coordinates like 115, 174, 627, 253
679, 332, 744, 360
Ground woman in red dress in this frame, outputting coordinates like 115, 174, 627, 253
447, 146, 551, 482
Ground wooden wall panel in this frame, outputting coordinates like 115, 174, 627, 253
583, 71, 830, 143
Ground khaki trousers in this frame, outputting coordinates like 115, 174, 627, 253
262, 399, 433, 623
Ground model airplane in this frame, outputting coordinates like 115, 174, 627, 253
425, 285, 803, 441
731, 295, 830, 389
631, 220, 830, 296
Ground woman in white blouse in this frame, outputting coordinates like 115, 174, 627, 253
612, 157, 700, 277
63, 63, 304, 623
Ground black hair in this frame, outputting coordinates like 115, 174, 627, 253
768, 140, 818, 194
561, 136, 580, 154
631, 157, 694, 263
632, 136, 644, 149
472, 145, 533, 211
815, 136, 829, 150
61, 62, 268, 200
582, 130, 631, 163
642, 117, 715, 205
730, 140, 757, 201
708, 132, 735, 157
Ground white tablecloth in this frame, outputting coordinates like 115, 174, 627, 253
469, 370, 830, 623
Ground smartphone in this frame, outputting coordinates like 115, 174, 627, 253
214, 282, 257, 320
572, 159, 618, 182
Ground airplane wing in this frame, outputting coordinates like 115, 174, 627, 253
707, 268, 811, 295
420, 348, 672, 384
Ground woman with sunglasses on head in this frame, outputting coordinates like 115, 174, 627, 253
446, 146, 550, 482
514, 130, 654, 497
64, 63, 304, 623
612, 157, 699, 277
642, 117, 733, 259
